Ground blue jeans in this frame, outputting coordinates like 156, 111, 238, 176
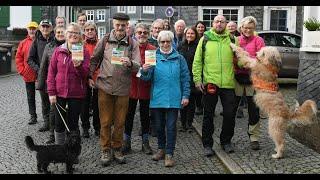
152, 108, 179, 156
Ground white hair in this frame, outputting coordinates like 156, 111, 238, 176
174, 19, 186, 29
157, 30, 174, 43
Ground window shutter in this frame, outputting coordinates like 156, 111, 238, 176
0, 6, 10, 27
32, 6, 41, 23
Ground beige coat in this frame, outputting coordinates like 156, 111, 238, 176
90, 30, 141, 96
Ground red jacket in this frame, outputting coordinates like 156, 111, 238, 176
129, 43, 156, 99
84, 40, 99, 82
47, 43, 90, 99
15, 36, 37, 82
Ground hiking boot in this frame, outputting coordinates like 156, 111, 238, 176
28, 116, 37, 125
121, 139, 131, 154
250, 141, 260, 150
38, 124, 49, 132
45, 135, 55, 144
114, 149, 126, 164
222, 143, 235, 154
152, 149, 165, 161
83, 129, 90, 138
142, 142, 153, 155
204, 147, 214, 157
164, 154, 175, 167
100, 150, 113, 166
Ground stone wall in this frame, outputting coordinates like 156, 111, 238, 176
288, 51, 320, 153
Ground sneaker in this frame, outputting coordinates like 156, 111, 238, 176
250, 141, 260, 150
152, 149, 165, 161
45, 135, 55, 144
142, 142, 153, 155
28, 116, 37, 125
121, 139, 131, 154
100, 150, 113, 166
94, 130, 100, 136
83, 129, 90, 138
114, 149, 126, 164
164, 154, 175, 167
236, 108, 244, 118
204, 147, 214, 157
222, 143, 235, 154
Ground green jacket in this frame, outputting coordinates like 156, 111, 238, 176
192, 29, 236, 89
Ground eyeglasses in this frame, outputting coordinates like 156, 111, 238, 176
41, 25, 51, 28
136, 31, 148, 35
85, 28, 95, 32
213, 20, 226, 24
68, 31, 80, 35
56, 31, 64, 34
160, 40, 171, 44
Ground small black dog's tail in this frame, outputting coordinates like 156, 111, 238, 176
25, 136, 38, 151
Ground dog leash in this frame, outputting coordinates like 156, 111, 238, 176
55, 103, 70, 133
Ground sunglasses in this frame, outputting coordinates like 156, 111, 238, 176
68, 31, 81, 35
136, 31, 148, 35
160, 40, 171, 44
85, 28, 95, 32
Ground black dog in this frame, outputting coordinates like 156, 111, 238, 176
25, 132, 81, 174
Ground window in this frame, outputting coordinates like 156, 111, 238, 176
98, 26, 106, 40
143, 6, 154, 14
127, 6, 136, 14
86, 10, 94, 22
259, 33, 277, 46
276, 34, 301, 48
96, 9, 105, 22
117, 6, 126, 13
202, 7, 240, 30
270, 10, 287, 31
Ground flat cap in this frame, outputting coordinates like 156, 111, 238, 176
113, 13, 130, 21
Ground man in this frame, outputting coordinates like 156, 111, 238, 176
173, 19, 186, 48
227, 21, 240, 38
148, 19, 164, 48
27, 19, 54, 132
89, 13, 141, 166
16, 21, 39, 125
55, 16, 66, 27
77, 12, 87, 30
193, 15, 237, 156
126, 21, 135, 39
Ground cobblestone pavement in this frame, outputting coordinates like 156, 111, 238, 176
0, 75, 228, 174
193, 83, 320, 174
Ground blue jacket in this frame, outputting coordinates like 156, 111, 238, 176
140, 48, 190, 109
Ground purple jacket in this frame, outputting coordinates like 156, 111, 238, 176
47, 43, 90, 99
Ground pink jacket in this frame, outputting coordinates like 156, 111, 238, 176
236, 34, 265, 74
47, 43, 90, 99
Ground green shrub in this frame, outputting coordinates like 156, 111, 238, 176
303, 17, 320, 31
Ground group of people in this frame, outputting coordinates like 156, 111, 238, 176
16, 11, 266, 168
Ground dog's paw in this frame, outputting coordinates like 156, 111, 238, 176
230, 43, 237, 51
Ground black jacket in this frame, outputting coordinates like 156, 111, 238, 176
36, 38, 65, 91
27, 30, 54, 75
177, 39, 199, 93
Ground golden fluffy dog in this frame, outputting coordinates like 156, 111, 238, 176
230, 43, 317, 159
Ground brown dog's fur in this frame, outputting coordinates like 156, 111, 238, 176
230, 43, 318, 159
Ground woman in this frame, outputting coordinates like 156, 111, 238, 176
37, 26, 66, 144
234, 16, 265, 151
194, 21, 207, 116
47, 23, 90, 145
177, 26, 199, 132
122, 23, 156, 155
80, 21, 100, 138
140, 30, 190, 167
195, 21, 207, 38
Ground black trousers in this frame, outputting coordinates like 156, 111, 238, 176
195, 92, 203, 109
39, 90, 51, 122
124, 98, 150, 137
202, 88, 236, 148
180, 93, 196, 127
235, 95, 259, 130
80, 86, 100, 131
25, 82, 36, 117
54, 97, 83, 133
